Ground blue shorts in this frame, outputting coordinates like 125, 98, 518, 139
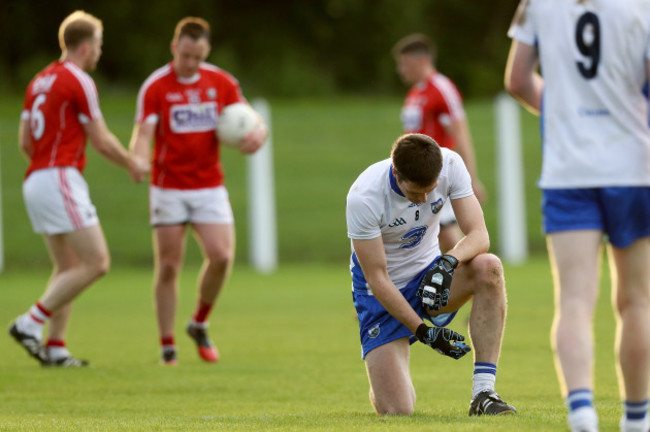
542, 187, 650, 248
352, 261, 458, 359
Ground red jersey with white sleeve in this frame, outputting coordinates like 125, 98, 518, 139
21, 60, 102, 178
400, 72, 466, 149
135, 62, 245, 189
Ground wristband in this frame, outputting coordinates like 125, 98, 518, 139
415, 323, 429, 342
440, 254, 459, 270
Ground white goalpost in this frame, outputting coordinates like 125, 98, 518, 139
0, 96, 525, 274
495, 92, 528, 264
247, 98, 277, 273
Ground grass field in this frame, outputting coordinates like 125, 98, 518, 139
0, 93, 544, 268
0, 93, 621, 430
0, 258, 625, 431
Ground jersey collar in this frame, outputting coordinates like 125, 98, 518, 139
388, 165, 405, 197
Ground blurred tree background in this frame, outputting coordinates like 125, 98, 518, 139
0, 0, 519, 98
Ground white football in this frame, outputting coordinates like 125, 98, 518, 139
216, 103, 260, 147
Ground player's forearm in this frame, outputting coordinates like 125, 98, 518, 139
93, 132, 131, 168
445, 228, 489, 264
18, 121, 33, 159
129, 124, 153, 161
507, 75, 542, 115
368, 277, 423, 334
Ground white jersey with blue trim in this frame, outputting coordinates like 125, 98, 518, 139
346, 148, 473, 293
508, 0, 650, 188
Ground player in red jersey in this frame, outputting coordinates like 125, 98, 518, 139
129, 17, 266, 365
8, 10, 149, 367
393, 34, 486, 253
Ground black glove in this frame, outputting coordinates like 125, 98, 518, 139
417, 254, 459, 311
415, 323, 471, 360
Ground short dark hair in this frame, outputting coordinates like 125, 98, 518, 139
391, 134, 443, 187
173, 17, 211, 44
58, 10, 103, 52
392, 33, 437, 63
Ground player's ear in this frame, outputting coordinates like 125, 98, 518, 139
170, 42, 177, 56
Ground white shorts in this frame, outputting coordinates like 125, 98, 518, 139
439, 200, 457, 226
149, 185, 234, 226
23, 167, 99, 235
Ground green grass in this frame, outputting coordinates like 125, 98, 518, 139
0, 92, 587, 430
0, 93, 544, 268
0, 258, 625, 431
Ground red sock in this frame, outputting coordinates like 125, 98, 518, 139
160, 336, 175, 348
193, 301, 213, 324
46, 339, 66, 348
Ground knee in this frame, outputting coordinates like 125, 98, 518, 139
471, 253, 505, 293
89, 252, 110, 278
616, 293, 650, 317
370, 388, 415, 416
374, 401, 414, 416
157, 259, 182, 282
206, 247, 234, 269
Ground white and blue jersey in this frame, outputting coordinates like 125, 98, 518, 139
346, 148, 473, 293
508, 0, 650, 189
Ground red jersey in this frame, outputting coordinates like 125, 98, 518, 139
136, 62, 245, 189
401, 72, 465, 149
22, 60, 102, 177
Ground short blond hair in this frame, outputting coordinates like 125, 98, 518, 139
172, 17, 211, 45
392, 33, 437, 63
58, 10, 103, 52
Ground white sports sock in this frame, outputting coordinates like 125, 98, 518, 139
472, 362, 497, 398
620, 399, 649, 432
620, 417, 649, 432
17, 313, 43, 341
568, 407, 598, 432
29, 304, 50, 323
189, 320, 208, 329
47, 346, 71, 361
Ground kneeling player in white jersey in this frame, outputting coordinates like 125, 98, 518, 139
506, 1, 650, 431
346, 133, 516, 416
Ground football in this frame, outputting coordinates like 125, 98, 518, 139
216, 102, 260, 147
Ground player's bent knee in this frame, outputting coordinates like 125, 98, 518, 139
471, 253, 504, 289
374, 401, 414, 416
88, 253, 110, 278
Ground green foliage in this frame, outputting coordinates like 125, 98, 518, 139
0, 259, 624, 430
0, 94, 544, 268
0, 1, 520, 97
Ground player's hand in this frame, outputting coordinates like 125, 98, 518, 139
415, 323, 471, 360
239, 121, 267, 155
417, 254, 458, 311
127, 154, 150, 183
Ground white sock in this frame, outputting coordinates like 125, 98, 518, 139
17, 313, 43, 341
621, 399, 649, 432
189, 320, 208, 329
568, 407, 598, 432
621, 417, 649, 432
47, 346, 71, 360
472, 362, 497, 398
